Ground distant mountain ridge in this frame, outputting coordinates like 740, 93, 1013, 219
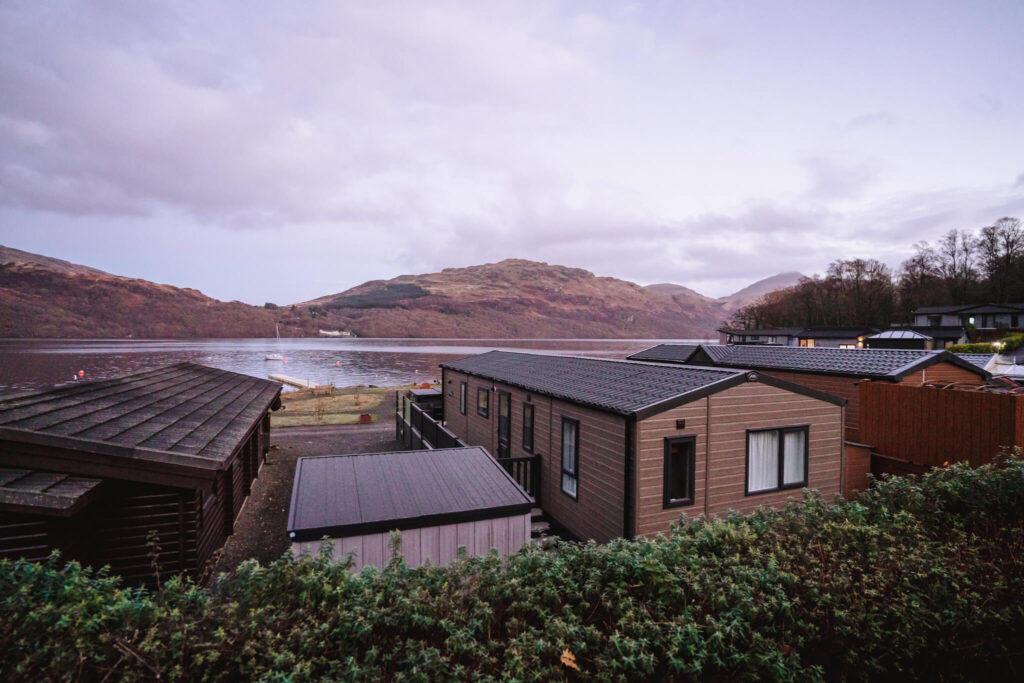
0, 246, 801, 338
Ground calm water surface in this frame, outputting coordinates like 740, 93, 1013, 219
0, 338, 710, 394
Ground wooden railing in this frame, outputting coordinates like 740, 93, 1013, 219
395, 394, 466, 450
395, 394, 540, 500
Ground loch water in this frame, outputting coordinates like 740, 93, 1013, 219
0, 337, 711, 394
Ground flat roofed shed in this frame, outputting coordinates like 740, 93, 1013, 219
0, 363, 282, 489
441, 350, 844, 418
288, 447, 534, 542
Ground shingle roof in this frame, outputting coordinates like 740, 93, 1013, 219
288, 447, 533, 541
914, 302, 1024, 315
0, 467, 103, 516
647, 344, 989, 381
954, 353, 995, 369
626, 344, 702, 364
718, 327, 803, 336
441, 351, 747, 416
0, 363, 282, 479
798, 327, 878, 338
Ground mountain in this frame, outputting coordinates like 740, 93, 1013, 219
717, 271, 805, 313
299, 259, 724, 338
0, 246, 280, 338
0, 246, 803, 338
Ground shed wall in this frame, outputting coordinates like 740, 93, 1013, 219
292, 513, 531, 571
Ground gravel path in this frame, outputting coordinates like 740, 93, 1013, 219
212, 390, 402, 576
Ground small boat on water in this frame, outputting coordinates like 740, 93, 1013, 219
266, 324, 285, 361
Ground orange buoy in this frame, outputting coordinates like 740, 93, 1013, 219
78, 370, 84, 377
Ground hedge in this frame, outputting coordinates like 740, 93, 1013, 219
946, 342, 1000, 353
2, 458, 1023, 681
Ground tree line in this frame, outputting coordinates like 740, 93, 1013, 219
731, 216, 1024, 329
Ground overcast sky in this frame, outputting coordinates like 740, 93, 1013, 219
1, 1, 1022, 304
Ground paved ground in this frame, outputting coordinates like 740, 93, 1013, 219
213, 391, 402, 576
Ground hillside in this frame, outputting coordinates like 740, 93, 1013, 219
0, 251, 281, 338
300, 259, 726, 338
0, 246, 800, 338
717, 271, 805, 312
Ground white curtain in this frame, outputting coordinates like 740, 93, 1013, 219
747, 430, 779, 492
783, 430, 806, 485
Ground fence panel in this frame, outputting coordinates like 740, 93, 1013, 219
860, 383, 1021, 467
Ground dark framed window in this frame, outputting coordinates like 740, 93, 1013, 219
561, 417, 579, 499
663, 436, 696, 508
459, 382, 467, 415
746, 425, 809, 495
476, 387, 489, 418
522, 402, 534, 453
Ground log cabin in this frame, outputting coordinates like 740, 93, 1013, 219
628, 344, 990, 441
440, 351, 845, 543
0, 363, 281, 584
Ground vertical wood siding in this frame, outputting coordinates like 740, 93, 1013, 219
293, 513, 531, 571
443, 370, 626, 542
634, 382, 843, 536
859, 382, 1019, 467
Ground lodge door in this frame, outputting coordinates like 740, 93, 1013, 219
497, 391, 511, 458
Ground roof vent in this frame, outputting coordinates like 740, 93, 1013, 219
746, 371, 760, 382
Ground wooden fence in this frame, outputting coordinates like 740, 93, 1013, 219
859, 382, 1024, 468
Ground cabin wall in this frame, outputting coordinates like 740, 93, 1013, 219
292, 513, 532, 571
443, 369, 627, 543
633, 382, 843, 537
911, 361, 987, 385
750, 371, 861, 439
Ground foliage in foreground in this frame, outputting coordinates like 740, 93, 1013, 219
3, 459, 1024, 682
946, 341, 1000, 354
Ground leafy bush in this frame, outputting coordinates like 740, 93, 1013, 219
947, 341, 999, 353
2, 460, 1023, 681
1000, 333, 1024, 354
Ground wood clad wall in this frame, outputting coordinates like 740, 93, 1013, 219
293, 513, 532, 571
443, 369, 627, 543
0, 514, 65, 564
754, 370, 861, 438
90, 483, 199, 584
859, 382, 1019, 467
633, 381, 843, 536
914, 361, 988, 385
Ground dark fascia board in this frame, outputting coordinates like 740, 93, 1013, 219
441, 361, 749, 419
288, 503, 535, 543
631, 369, 846, 420
0, 427, 223, 490
890, 350, 991, 381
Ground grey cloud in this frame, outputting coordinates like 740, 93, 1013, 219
800, 157, 885, 201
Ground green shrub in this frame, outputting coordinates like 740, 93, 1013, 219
2, 460, 1023, 680
947, 341, 999, 353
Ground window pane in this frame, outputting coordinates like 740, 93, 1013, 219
783, 430, 806, 485
666, 440, 693, 503
562, 421, 577, 473
748, 430, 779, 492
562, 472, 577, 497
523, 404, 534, 451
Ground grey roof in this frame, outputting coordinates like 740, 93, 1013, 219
0, 467, 103, 516
914, 302, 1024, 315
718, 327, 803, 336
657, 344, 989, 381
410, 388, 442, 398
441, 351, 749, 416
626, 344, 702, 364
288, 447, 533, 541
954, 353, 995, 369
868, 330, 932, 340
0, 363, 282, 480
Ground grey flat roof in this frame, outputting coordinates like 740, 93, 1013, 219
650, 344, 989, 381
0, 467, 103, 516
868, 330, 931, 340
441, 351, 748, 416
410, 388, 442, 397
288, 447, 533, 541
0, 364, 281, 486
